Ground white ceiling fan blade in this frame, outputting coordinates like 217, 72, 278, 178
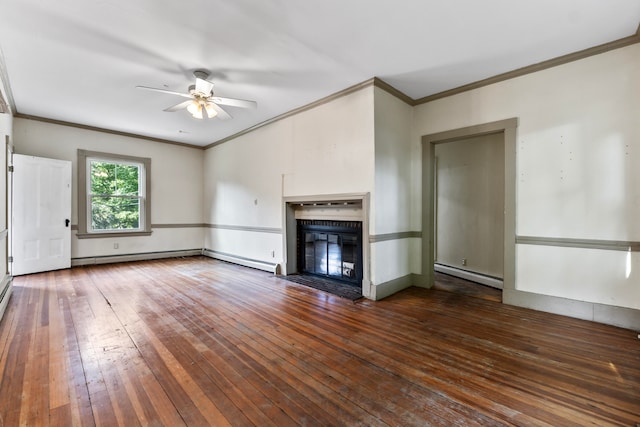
136, 85, 192, 99
163, 100, 192, 112
195, 77, 214, 96
208, 102, 232, 120
211, 96, 257, 109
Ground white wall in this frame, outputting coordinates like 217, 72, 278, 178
13, 118, 204, 259
414, 43, 640, 310
372, 87, 420, 286
204, 87, 375, 266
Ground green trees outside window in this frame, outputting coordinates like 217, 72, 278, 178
90, 160, 143, 231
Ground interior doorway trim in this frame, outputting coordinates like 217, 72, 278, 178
421, 118, 518, 295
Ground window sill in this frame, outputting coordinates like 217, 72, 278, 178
76, 230, 153, 239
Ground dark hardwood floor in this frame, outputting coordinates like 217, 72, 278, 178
0, 257, 638, 426
433, 271, 502, 302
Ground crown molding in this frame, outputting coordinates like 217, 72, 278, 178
205, 77, 414, 150
207, 25, 640, 149
9, 24, 640, 149
413, 28, 640, 105
0, 91, 9, 115
0, 46, 16, 115
204, 79, 376, 149
371, 77, 414, 105
14, 113, 203, 150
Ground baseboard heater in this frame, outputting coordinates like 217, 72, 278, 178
72, 249, 202, 266
434, 263, 503, 289
0, 275, 12, 323
72, 248, 279, 275
202, 249, 279, 274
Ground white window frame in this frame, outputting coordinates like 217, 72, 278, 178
77, 149, 152, 239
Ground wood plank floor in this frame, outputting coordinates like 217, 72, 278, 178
0, 256, 638, 426
433, 271, 503, 303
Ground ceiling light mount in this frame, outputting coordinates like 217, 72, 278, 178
193, 70, 210, 81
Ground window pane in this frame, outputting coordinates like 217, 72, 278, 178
90, 161, 139, 196
91, 196, 140, 231
79, 150, 151, 237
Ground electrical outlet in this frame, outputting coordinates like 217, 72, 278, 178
114, 243, 119, 249
462, 258, 467, 266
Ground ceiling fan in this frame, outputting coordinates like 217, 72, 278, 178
137, 70, 257, 120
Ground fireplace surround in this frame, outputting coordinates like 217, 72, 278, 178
283, 193, 371, 297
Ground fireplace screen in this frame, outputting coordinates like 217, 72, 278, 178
298, 220, 362, 284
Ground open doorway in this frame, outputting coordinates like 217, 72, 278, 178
434, 132, 504, 291
421, 118, 517, 300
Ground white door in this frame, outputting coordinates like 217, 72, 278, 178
11, 154, 71, 276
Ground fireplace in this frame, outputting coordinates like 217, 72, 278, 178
283, 194, 371, 297
297, 220, 363, 285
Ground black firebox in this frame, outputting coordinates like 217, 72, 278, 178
297, 219, 363, 285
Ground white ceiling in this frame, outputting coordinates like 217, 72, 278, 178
1, 0, 639, 147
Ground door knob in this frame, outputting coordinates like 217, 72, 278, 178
65, 219, 70, 227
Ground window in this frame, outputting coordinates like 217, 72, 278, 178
89, 158, 142, 231
77, 150, 151, 238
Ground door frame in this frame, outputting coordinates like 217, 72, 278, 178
5, 136, 10, 276
421, 118, 518, 296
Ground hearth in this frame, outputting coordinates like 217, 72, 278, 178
297, 219, 363, 285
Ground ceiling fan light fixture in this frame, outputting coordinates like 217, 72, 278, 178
192, 107, 204, 119
137, 72, 254, 121
205, 103, 218, 118
187, 100, 203, 119
187, 100, 199, 114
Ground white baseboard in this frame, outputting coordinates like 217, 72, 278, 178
371, 274, 414, 300
72, 249, 202, 266
435, 264, 503, 289
504, 289, 640, 331
203, 249, 279, 274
